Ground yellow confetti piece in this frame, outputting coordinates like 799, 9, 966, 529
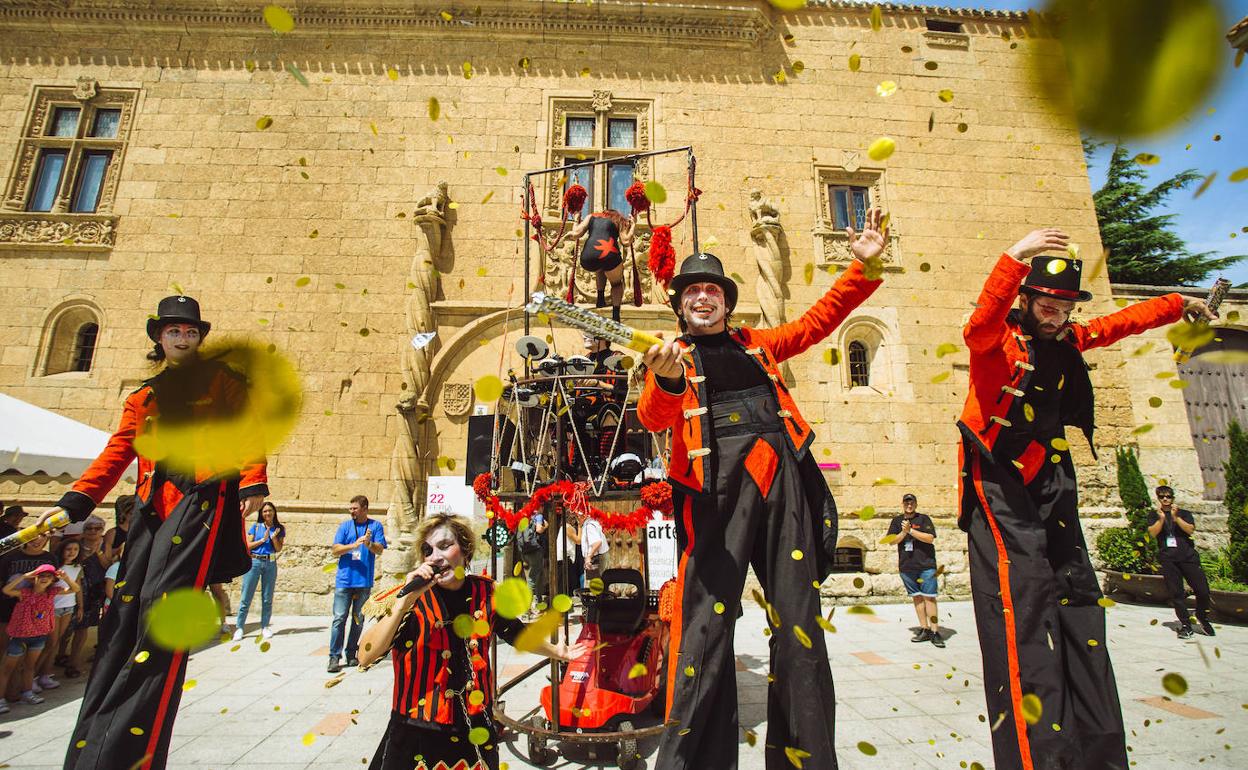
474, 375, 504, 402
427, 97, 440, 121
76, 740, 87, 748
493, 578, 531, 619
1023, 403, 1035, 422
744, 728, 758, 746
369, 122, 378, 136
684, 665, 695, 677
858, 740, 878, 756
480, 190, 494, 205
848, 53, 861, 72
628, 663, 648, 679
130, 726, 145, 736
386, 67, 399, 81
182, 679, 197, 691
1131, 423, 1154, 435
295, 276, 311, 287
785, 746, 813, 767
846, 604, 874, 615
714, 601, 726, 614
552, 594, 572, 613
514, 609, 562, 653
816, 615, 836, 633
938, 88, 954, 102
957, 122, 969, 133
1166, 321, 1215, 353
1133, 152, 1160, 165
869, 3, 882, 31
1229, 167, 1248, 183
644, 180, 667, 204
468, 690, 485, 706
803, 262, 814, 284
793, 625, 813, 649
134, 650, 150, 663
1162, 672, 1188, 696
302, 733, 316, 746
146, 588, 220, 651
1021, 693, 1042, 724
1087, 638, 1099, 647
872, 478, 895, 487
256, 116, 273, 130
588, 577, 604, 596
935, 342, 959, 358
876, 80, 898, 98
862, 255, 885, 280
823, 348, 840, 365
263, 5, 295, 34
461, 61, 473, 79
855, 505, 876, 521
440, 10, 454, 22
867, 137, 896, 161
1050, 438, 1069, 451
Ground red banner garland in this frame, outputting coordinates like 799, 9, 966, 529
473, 473, 672, 535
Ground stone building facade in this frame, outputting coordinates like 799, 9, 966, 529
0, 1, 1235, 611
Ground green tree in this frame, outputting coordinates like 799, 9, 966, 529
1084, 140, 1243, 285
1115, 446, 1153, 531
1225, 420, 1248, 582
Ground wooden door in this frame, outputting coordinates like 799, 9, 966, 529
1178, 328, 1248, 499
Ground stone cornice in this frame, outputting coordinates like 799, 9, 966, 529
0, 0, 773, 48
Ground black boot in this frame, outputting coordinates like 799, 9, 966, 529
612, 304, 621, 322
596, 288, 605, 308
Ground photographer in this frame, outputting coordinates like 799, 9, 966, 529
1147, 486, 1213, 639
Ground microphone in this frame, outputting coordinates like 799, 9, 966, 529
396, 562, 449, 598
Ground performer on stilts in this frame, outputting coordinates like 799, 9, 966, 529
639, 208, 890, 769
570, 209, 635, 321
957, 229, 1214, 770
35, 295, 268, 770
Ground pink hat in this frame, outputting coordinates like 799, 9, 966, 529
31, 564, 57, 576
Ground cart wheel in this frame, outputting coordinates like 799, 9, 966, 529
527, 715, 552, 766
617, 720, 638, 769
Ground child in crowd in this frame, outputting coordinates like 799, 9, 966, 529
37, 540, 84, 691
1, 564, 79, 713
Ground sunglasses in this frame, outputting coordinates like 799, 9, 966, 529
1157, 495, 1174, 500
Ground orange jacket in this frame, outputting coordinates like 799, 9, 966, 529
638, 259, 882, 495
57, 361, 268, 522
957, 252, 1184, 463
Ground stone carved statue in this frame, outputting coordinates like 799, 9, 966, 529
385, 181, 450, 571
748, 189, 786, 329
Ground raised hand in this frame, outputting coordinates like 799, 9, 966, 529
1183, 298, 1216, 323
1006, 228, 1069, 262
846, 207, 890, 262
643, 340, 685, 380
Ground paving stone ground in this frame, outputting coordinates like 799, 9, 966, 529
2, 600, 1244, 769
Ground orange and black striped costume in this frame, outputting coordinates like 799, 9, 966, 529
371, 575, 523, 770
958, 253, 1183, 770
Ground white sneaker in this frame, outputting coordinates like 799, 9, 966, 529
20, 691, 44, 705
261, 627, 274, 641
35, 674, 59, 690
232, 628, 245, 642
0, 698, 9, 714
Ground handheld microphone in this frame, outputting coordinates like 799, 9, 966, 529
396, 562, 449, 598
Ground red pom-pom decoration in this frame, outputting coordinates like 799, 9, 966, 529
625, 180, 650, 214
648, 225, 676, 289
563, 184, 588, 216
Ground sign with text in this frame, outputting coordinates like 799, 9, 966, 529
646, 511, 677, 590
427, 475, 483, 518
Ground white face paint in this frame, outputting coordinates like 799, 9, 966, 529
159, 323, 202, 365
680, 282, 727, 335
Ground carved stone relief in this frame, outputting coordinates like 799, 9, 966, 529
441, 382, 473, 418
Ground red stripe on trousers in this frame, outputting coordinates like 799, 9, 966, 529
970, 454, 1035, 770
664, 495, 694, 721
142, 481, 228, 768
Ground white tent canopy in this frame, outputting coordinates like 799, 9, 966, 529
0, 392, 135, 480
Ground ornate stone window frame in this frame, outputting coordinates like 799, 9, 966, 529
545, 91, 653, 216
1, 78, 137, 251
812, 157, 901, 271
35, 297, 104, 378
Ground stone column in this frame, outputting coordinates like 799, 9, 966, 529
748, 189, 786, 329
384, 182, 448, 573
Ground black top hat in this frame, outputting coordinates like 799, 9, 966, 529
668, 252, 739, 314
1021, 257, 1092, 302
146, 295, 211, 342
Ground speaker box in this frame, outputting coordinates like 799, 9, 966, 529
464, 414, 515, 484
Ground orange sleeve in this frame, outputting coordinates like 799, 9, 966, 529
1069, 293, 1184, 352
638, 369, 686, 432
750, 259, 883, 363
964, 253, 1031, 353
58, 392, 141, 522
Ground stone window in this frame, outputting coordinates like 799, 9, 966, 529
1, 78, 136, 251
847, 340, 870, 387
830, 537, 865, 573
547, 91, 652, 217
813, 158, 900, 271
40, 302, 102, 376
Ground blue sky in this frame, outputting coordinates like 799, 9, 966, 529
943, 0, 1248, 287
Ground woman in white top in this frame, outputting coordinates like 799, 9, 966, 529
580, 513, 609, 584
40, 540, 83, 690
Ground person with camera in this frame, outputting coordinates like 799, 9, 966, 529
1147, 486, 1214, 639
328, 495, 386, 673
886, 493, 943, 647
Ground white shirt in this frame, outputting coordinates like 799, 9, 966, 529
581, 518, 608, 559
53, 564, 81, 609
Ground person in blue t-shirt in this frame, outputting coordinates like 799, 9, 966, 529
233, 501, 286, 642
328, 495, 386, 673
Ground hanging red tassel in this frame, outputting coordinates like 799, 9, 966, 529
648, 225, 676, 289
625, 180, 650, 215
563, 184, 588, 216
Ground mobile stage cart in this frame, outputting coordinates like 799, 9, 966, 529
479, 146, 700, 767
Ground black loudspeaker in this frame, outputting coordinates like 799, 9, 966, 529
464, 414, 515, 483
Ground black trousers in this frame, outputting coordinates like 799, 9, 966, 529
64, 478, 247, 770
963, 450, 1126, 770
1160, 557, 1211, 627
657, 387, 839, 770
370, 713, 497, 770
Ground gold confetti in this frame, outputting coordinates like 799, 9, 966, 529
938, 89, 954, 102
134, 650, 150, 663
1167, 321, 1215, 352
848, 53, 861, 72
930, 371, 951, 384
867, 137, 896, 161
803, 262, 814, 284
147, 589, 220, 650
129, 727, 145, 736
1021, 693, 1042, 724
869, 3, 882, 31
644, 180, 667, 204
1050, 438, 1069, 451
714, 601, 726, 614
857, 741, 878, 756
468, 727, 490, 745
302, 733, 316, 746
823, 348, 840, 365
440, 10, 454, 22
1133, 153, 1161, 165
846, 604, 874, 615
263, 5, 295, 34
182, 679, 197, 691
876, 80, 898, 98
793, 625, 813, 649
935, 342, 959, 358
855, 506, 876, 521
427, 97, 440, 121
1229, 168, 1248, 183
493, 578, 531, 619
474, 375, 504, 402
519, 57, 531, 69
1023, 403, 1035, 422
461, 61, 473, 79
785, 746, 813, 767
256, 116, 273, 130
1161, 672, 1188, 696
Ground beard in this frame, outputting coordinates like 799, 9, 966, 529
1020, 304, 1063, 340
